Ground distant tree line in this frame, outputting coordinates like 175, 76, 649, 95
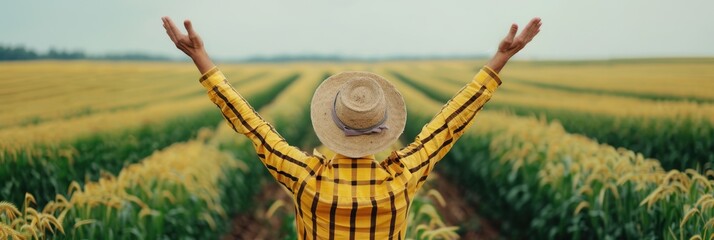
1, 43, 491, 62
0, 44, 170, 61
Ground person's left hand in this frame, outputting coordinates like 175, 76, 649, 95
161, 16, 214, 74
162, 16, 206, 59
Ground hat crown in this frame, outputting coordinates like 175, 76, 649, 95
334, 77, 387, 130
310, 71, 406, 158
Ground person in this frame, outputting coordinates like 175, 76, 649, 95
161, 16, 541, 240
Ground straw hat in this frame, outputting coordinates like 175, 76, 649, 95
310, 71, 406, 158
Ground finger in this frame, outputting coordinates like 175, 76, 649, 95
164, 26, 177, 43
163, 24, 177, 43
521, 18, 538, 36
528, 18, 542, 34
165, 28, 175, 43
162, 17, 170, 32
165, 17, 184, 38
526, 21, 542, 41
162, 16, 173, 32
184, 20, 198, 38
522, 18, 541, 42
529, 17, 541, 27
508, 23, 518, 39
162, 17, 179, 43
505, 23, 517, 42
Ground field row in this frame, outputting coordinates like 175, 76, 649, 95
0, 62, 291, 129
386, 63, 714, 170
411, 59, 714, 103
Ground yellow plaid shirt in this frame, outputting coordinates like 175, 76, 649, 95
200, 66, 501, 240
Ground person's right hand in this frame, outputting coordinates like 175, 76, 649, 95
162, 16, 214, 74
487, 17, 542, 73
162, 16, 206, 59
497, 17, 541, 59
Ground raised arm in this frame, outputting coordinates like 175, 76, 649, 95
394, 18, 542, 183
161, 17, 313, 191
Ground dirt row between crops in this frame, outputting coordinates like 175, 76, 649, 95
221, 173, 499, 239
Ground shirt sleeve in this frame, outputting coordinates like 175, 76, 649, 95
392, 66, 501, 187
200, 67, 315, 191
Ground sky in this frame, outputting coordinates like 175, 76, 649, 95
1, 0, 713, 60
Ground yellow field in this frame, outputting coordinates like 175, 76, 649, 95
1, 59, 712, 239
504, 60, 714, 102
388, 60, 714, 171
0, 64, 298, 159
0, 61, 298, 129
392, 60, 714, 120
420, 59, 714, 102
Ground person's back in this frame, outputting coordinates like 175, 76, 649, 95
296, 154, 410, 239
161, 16, 541, 239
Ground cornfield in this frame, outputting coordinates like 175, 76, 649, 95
390, 62, 714, 170
1, 59, 712, 239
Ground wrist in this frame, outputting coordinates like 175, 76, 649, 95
486, 53, 510, 73
191, 51, 215, 75
190, 49, 209, 62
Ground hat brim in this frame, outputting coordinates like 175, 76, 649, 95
310, 71, 406, 158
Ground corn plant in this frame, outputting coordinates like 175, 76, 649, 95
0, 193, 67, 239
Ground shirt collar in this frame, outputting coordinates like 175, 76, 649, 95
331, 153, 376, 164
